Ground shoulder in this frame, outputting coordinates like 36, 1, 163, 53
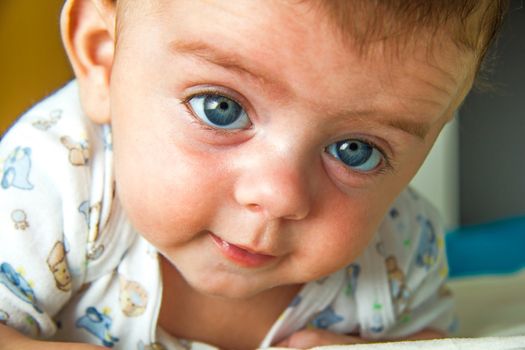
0, 81, 109, 253
1, 81, 102, 180
375, 188, 453, 336
2, 80, 137, 279
376, 187, 444, 268
0, 81, 136, 329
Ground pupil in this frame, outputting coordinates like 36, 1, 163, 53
203, 95, 243, 126
334, 140, 374, 168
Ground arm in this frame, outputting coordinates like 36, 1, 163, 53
276, 328, 445, 348
0, 324, 103, 350
276, 329, 446, 349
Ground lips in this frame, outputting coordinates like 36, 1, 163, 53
209, 233, 276, 268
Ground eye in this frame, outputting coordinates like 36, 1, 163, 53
187, 94, 251, 130
326, 139, 383, 172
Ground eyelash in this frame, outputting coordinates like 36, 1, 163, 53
324, 137, 394, 177
181, 88, 252, 135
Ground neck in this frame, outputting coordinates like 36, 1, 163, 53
157, 257, 302, 350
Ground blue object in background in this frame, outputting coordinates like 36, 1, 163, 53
446, 216, 525, 278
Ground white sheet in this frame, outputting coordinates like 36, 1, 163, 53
266, 336, 525, 349
448, 270, 525, 337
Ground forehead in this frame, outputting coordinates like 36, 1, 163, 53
119, 0, 474, 123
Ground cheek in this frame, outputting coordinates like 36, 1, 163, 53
295, 190, 391, 280
111, 119, 228, 243
108, 77, 230, 239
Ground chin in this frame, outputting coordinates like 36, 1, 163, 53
188, 273, 268, 300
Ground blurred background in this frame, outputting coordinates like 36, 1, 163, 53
0, 1, 72, 134
0, 1, 523, 229
407, 3, 525, 230
458, 5, 525, 227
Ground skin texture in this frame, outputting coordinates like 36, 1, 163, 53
0, 0, 475, 349
0, 323, 103, 350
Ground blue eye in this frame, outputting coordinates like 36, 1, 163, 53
188, 94, 251, 129
326, 139, 382, 172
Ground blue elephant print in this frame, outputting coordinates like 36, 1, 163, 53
309, 306, 344, 329
1, 147, 34, 190
76, 307, 119, 347
0, 262, 42, 313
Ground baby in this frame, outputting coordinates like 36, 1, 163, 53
0, 0, 508, 349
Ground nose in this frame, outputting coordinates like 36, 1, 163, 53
233, 150, 313, 221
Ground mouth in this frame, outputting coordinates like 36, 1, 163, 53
209, 232, 276, 268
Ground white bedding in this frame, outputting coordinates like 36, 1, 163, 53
267, 336, 525, 349
448, 270, 525, 337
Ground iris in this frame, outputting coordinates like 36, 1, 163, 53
326, 140, 382, 172
189, 94, 250, 129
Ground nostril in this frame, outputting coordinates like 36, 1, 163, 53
246, 203, 263, 212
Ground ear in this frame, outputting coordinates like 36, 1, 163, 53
61, 0, 116, 124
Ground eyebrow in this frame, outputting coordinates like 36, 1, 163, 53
169, 39, 280, 91
328, 109, 432, 141
170, 39, 431, 140
387, 118, 431, 140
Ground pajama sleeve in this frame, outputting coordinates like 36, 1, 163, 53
378, 188, 456, 338
0, 82, 132, 339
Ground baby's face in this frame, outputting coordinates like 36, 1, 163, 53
106, 0, 472, 298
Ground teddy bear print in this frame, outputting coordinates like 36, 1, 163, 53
78, 201, 105, 260
60, 136, 89, 166
31, 109, 62, 131
385, 255, 410, 308
11, 209, 29, 230
119, 276, 149, 317
46, 241, 72, 292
